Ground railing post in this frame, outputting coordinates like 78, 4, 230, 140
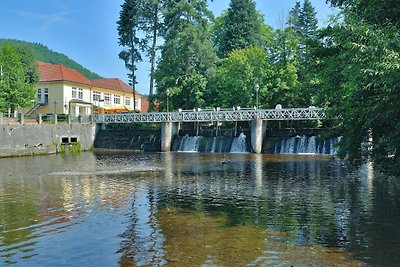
37, 113, 42, 124
54, 113, 58, 125
18, 113, 24, 125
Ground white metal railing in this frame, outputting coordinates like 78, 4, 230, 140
93, 107, 327, 124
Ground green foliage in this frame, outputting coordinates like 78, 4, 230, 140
0, 45, 37, 114
141, 0, 163, 97
328, 0, 400, 26
218, 0, 262, 58
0, 39, 102, 80
155, 0, 216, 110
117, 0, 146, 111
286, 0, 319, 107
211, 46, 271, 108
209, 44, 300, 109
314, 2, 400, 173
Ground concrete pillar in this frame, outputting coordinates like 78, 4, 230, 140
37, 114, 42, 124
161, 122, 178, 152
54, 113, 58, 125
0, 112, 3, 125
251, 118, 263, 153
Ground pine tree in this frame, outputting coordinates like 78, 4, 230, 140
141, 0, 164, 97
218, 0, 262, 58
288, 2, 302, 39
117, 0, 143, 111
300, 0, 318, 41
155, 0, 216, 110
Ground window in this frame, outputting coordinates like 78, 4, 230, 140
104, 94, 111, 106
114, 95, 121, 105
72, 87, 77, 99
37, 88, 42, 103
124, 97, 131, 106
78, 88, 83, 99
93, 91, 101, 102
44, 88, 49, 104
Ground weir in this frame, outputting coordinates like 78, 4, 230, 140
94, 107, 328, 154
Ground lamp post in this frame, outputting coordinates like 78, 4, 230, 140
255, 84, 259, 109
166, 89, 170, 114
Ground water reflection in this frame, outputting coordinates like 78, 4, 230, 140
0, 152, 399, 266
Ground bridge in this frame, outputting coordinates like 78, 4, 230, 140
93, 107, 326, 124
93, 107, 327, 154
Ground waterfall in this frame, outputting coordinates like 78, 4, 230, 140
177, 135, 201, 152
230, 133, 247, 153
173, 133, 249, 153
274, 136, 342, 155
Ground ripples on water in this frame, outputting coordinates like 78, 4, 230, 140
0, 152, 399, 266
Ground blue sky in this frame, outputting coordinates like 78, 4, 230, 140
0, 0, 335, 95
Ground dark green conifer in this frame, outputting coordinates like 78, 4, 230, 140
218, 0, 262, 58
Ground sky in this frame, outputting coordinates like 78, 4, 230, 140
0, 0, 336, 95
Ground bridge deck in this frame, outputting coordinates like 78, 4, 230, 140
93, 108, 326, 124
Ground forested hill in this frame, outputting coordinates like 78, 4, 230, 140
0, 39, 102, 80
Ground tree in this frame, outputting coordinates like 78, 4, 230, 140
155, 0, 216, 110
328, 0, 400, 26
300, 0, 318, 41
117, 0, 143, 111
288, 2, 302, 38
212, 46, 271, 108
286, 0, 319, 106
314, 1, 400, 173
218, 0, 262, 58
0, 45, 37, 115
268, 28, 301, 107
141, 0, 164, 98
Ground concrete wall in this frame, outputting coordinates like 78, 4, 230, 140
0, 124, 96, 157
94, 129, 161, 152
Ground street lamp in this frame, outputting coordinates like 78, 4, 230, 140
166, 89, 170, 114
255, 84, 260, 109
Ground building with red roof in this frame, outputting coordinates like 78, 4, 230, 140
34, 62, 142, 116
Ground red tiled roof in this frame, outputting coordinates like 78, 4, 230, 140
37, 61, 91, 86
37, 62, 142, 95
91, 78, 142, 95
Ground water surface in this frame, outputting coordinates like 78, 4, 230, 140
0, 152, 399, 266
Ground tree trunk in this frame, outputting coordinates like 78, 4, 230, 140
131, 38, 136, 112
149, 4, 158, 97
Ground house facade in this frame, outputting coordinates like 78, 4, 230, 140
34, 62, 141, 116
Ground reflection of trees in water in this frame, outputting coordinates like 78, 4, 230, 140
118, 183, 166, 266
154, 156, 398, 264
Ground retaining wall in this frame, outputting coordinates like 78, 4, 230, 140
0, 124, 97, 157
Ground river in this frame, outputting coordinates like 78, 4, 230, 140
0, 152, 399, 266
